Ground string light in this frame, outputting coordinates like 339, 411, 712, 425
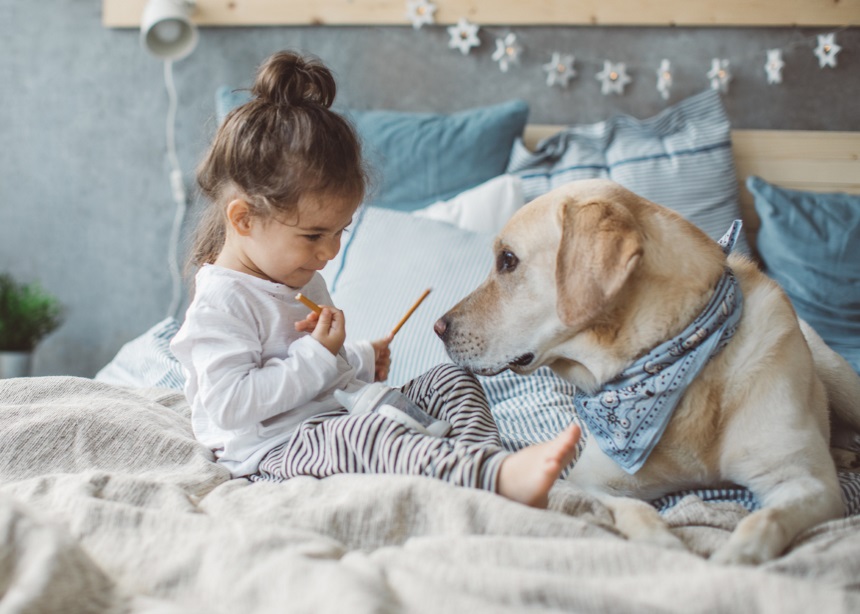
596, 61, 632, 95
707, 58, 732, 93
657, 59, 673, 100
765, 49, 785, 84
492, 32, 523, 72
408, 2, 847, 98
814, 33, 841, 67
447, 17, 480, 55
405, 0, 437, 29
542, 52, 577, 88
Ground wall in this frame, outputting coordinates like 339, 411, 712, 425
1, 1, 857, 377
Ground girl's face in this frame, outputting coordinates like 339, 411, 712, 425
229, 194, 359, 288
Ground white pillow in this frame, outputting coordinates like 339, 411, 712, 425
412, 174, 525, 235
321, 207, 494, 386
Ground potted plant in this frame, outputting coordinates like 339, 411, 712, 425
0, 273, 65, 378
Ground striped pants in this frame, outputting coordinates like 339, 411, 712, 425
252, 364, 508, 492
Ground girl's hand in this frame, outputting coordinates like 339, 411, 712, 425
294, 311, 319, 334
310, 307, 346, 356
371, 333, 394, 382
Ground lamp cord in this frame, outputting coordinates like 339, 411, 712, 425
163, 59, 188, 321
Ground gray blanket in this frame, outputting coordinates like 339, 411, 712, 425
1, 377, 858, 613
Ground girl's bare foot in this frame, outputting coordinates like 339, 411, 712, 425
497, 423, 581, 508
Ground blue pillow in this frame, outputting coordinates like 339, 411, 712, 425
319, 207, 494, 386
215, 87, 529, 212
507, 89, 749, 253
747, 175, 860, 373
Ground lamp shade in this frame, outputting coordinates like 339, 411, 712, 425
141, 0, 198, 61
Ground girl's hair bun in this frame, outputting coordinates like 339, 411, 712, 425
251, 50, 336, 109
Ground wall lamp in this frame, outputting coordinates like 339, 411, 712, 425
140, 0, 198, 61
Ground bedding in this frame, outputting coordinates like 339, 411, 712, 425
10, 90, 860, 610
1, 377, 859, 612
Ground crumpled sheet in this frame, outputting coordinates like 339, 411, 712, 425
1, 377, 858, 613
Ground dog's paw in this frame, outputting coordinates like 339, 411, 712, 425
709, 511, 784, 565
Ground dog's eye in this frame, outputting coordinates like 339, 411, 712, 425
496, 250, 519, 273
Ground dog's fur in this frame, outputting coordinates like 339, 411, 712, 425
437, 179, 860, 564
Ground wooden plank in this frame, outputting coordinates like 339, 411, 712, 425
103, 0, 860, 28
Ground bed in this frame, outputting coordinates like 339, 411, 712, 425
2, 89, 860, 613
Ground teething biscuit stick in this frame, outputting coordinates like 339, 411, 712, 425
295, 293, 323, 315
391, 288, 432, 337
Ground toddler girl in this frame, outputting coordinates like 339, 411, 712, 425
170, 50, 580, 508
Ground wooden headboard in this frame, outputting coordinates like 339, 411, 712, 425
104, 0, 859, 27
523, 127, 860, 243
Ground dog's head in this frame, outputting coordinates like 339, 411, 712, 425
436, 179, 725, 386
435, 179, 647, 378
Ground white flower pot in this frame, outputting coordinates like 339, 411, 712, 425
0, 351, 33, 378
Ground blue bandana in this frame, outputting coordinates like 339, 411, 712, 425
573, 221, 744, 474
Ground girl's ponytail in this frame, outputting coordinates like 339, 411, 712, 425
251, 51, 337, 109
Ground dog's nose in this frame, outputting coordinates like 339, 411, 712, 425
433, 317, 449, 341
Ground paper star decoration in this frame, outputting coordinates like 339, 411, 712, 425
765, 49, 784, 84
814, 33, 841, 68
656, 59, 673, 100
405, 0, 436, 30
596, 61, 632, 95
543, 52, 577, 88
447, 18, 480, 55
492, 33, 523, 73
707, 58, 732, 93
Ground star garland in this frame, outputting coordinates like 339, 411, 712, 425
765, 49, 785, 84
542, 52, 577, 88
707, 58, 732, 93
596, 61, 632, 95
814, 33, 842, 68
656, 59, 673, 100
405, 0, 436, 29
402, 3, 848, 99
492, 32, 524, 72
447, 17, 480, 55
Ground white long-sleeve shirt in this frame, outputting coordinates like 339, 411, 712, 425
170, 265, 375, 478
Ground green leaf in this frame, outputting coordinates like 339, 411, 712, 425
0, 273, 65, 352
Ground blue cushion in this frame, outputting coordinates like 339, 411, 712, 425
319, 207, 494, 386
747, 175, 860, 373
507, 89, 749, 253
345, 101, 529, 211
215, 87, 529, 212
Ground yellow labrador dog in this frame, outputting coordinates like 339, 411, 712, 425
436, 178, 860, 565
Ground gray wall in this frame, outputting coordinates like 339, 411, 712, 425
1, 1, 858, 377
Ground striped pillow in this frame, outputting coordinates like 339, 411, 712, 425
508, 89, 750, 254
95, 317, 185, 390
479, 367, 585, 468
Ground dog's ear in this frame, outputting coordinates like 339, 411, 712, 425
556, 198, 643, 329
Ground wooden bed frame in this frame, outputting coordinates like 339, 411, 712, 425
523, 127, 860, 246
103, 0, 859, 27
